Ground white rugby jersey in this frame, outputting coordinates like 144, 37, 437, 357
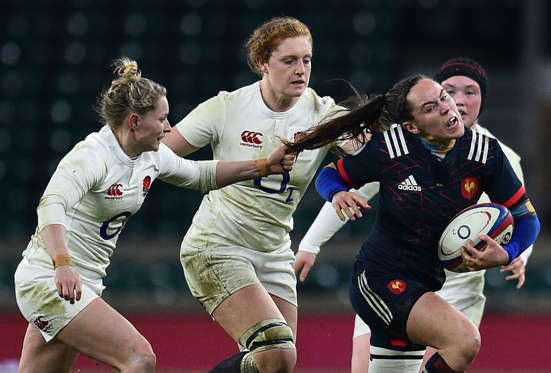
23, 125, 218, 281
175, 81, 340, 252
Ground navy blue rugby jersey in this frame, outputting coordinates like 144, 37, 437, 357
336, 126, 526, 290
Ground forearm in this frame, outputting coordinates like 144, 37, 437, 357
315, 165, 349, 201
299, 201, 348, 254
40, 224, 73, 267
503, 215, 540, 264
215, 159, 269, 188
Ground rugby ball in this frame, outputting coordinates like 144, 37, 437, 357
438, 203, 514, 272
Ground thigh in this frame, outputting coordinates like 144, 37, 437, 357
406, 291, 477, 349
181, 247, 260, 315
18, 324, 79, 373
213, 284, 286, 343
350, 269, 428, 349
56, 297, 153, 369
351, 332, 371, 373
15, 264, 100, 343
270, 293, 297, 340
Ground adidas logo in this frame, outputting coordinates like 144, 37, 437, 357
398, 175, 422, 192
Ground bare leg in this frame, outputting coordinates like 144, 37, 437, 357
19, 298, 156, 373
407, 292, 480, 372
18, 324, 79, 373
213, 284, 296, 373
351, 333, 371, 373
270, 293, 297, 340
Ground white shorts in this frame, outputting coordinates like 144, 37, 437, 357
180, 242, 297, 315
353, 313, 371, 339
14, 258, 102, 342
436, 270, 486, 327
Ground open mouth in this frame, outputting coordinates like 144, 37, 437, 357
447, 116, 459, 128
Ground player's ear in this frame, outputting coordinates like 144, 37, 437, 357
128, 113, 140, 130
258, 59, 268, 74
402, 121, 420, 134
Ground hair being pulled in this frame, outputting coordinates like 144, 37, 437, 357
284, 74, 427, 154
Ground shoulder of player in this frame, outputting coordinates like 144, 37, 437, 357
216, 81, 260, 103
56, 131, 109, 180
303, 87, 337, 109
475, 126, 522, 162
371, 125, 413, 159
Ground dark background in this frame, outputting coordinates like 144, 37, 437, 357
1, 0, 550, 314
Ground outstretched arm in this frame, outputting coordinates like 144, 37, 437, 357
160, 144, 295, 192
216, 145, 295, 188
295, 182, 379, 281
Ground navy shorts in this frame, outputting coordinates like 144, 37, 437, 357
349, 261, 429, 351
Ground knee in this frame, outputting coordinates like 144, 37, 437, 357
126, 341, 156, 372
456, 322, 481, 368
239, 318, 296, 373
255, 348, 296, 373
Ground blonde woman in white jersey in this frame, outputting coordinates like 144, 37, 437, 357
295, 57, 533, 372
163, 17, 356, 373
14, 58, 294, 373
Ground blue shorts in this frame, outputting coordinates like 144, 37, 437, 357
349, 261, 428, 351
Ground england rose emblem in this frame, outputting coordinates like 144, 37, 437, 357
142, 176, 151, 197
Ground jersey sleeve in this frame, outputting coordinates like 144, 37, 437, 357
484, 140, 525, 209
157, 143, 219, 193
173, 93, 226, 148
299, 182, 379, 254
37, 142, 105, 231
335, 140, 381, 189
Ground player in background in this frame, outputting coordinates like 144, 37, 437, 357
14, 57, 294, 373
294, 57, 534, 372
162, 16, 358, 373
285, 74, 540, 372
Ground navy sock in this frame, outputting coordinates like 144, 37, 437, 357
424, 352, 460, 373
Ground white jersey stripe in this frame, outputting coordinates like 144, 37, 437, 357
468, 131, 490, 164
383, 126, 409, 159
468, 131, 477, 160
390, 127, 402, 157
475, 130, 483, 162
408, 175, 417, 185
482, 135, 489, 164
404, 177, 412, 186
396, 126, 409, 155
383, 131, 395, 159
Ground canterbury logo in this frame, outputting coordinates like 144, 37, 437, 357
383, 125, 409, 159
467, 131, 489, 164
33, 316, 51, 332
107, 183, 123, 196
398, 175, 422, 192
240, 131, 263, 145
